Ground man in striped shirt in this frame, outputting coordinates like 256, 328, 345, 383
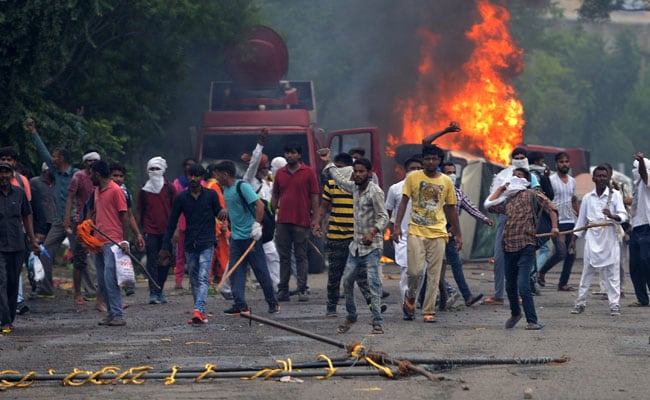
313, 153, 375, 317
441, 162, 492, 306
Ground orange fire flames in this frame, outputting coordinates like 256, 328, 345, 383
387, 0, 524, 165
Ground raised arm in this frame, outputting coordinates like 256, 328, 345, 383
421, 121, 461, 145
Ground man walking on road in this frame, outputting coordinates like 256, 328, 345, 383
0, 162, 39, 333
271, 143, 320, 302
391, 144, 461, 323
160, 164, 223, 324
321, 151, 388, 334
89, 161, 129, 327
628, 152, 650, 307
538, 152, 579, 291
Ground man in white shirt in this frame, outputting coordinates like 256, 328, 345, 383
628, 152, 650, 307
569, 166, 627, 316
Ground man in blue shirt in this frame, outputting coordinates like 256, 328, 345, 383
159, 164, 224, 324
214, 161, 279, 315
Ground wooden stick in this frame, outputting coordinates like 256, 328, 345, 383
214, 239, 257, 293
535, 221, 613, 238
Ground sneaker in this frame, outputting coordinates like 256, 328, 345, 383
16, 303, 30, 315
189, 310, 208, 324
403, 297, 415, 321
158, 294, 168, 304
381, 290, 390, 299
98, 316, 113, 326
223, 305, 250, 316
610, 305, 621, 316
149, 294, 161, 304
277, 291, 290, 302
571, 304, 585, 314
325, 306, 337, 318
1, 324, 13, 334
298, 292, 309, 302
268, 303, 280, 314
465, 293, 484, 307
124, 287, 135, 296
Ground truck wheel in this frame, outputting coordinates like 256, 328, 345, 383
308, 234, 325, 274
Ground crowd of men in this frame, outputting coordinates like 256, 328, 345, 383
1, 121, 649, 335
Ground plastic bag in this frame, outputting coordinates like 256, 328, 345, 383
28, 252, 45, 282
111, 245, 136, 287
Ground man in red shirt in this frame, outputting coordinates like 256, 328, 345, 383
89, 161, 129, 327
136, 157, 176, 304
271, 143, 320, 302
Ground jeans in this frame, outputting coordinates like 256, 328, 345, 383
504, 245, 538, 324
95, 244, 124, 319
145, 234, 171, 295
342, 249, 383, 326
326, 238, 372, 309
186, 246, 213, 314
535, 240, 552, 273
0, 251, 23, 326
539, 223, 576, 287
275, 223, 309, 294
230, 239, 277, 308
629, 224, 650, 305
492, 215, 506, 299
446, 237, 472, 301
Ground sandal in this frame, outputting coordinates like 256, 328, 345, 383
558, 285, 576, 292
423, 314, 436, 323
525, 323, 544, 330
371, 324, 384, 334
465, 293, 484, 307
74, 296, 86, 306
482, 297, 504, 305
628, 301, 649, 307
337, 318, 355, 334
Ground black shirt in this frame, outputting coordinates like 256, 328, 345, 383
0, 185, 32, 252
162, 187, 222, 252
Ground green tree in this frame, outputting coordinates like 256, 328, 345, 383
0, 0, 259, 173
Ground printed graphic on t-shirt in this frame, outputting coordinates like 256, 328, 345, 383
412, 182, 444, 226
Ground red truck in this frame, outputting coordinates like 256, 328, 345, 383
197, 26, 384, 272
196, 26, 383, 184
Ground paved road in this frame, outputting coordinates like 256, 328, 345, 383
1, 260, 648, 399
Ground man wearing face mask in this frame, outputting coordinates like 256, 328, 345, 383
441, 162, 493, 306
486, 168, 558, 330
137, 157, 176, 304
537, 152, 579, 291
483, 148, 540, 305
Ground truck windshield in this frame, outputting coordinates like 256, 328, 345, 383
202, 131, 311, 175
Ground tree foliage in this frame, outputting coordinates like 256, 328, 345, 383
0, 0, 259, 173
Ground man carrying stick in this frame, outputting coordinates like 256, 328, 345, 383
569, 166, 627, 316
159, 164, 224, 325
213, 161, 279, 315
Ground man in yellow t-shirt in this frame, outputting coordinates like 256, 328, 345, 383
392, 144, 461, 323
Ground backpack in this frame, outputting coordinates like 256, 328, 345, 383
531, 190, 557, 248
236, 181, 275, 243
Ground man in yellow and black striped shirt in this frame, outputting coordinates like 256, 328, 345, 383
313, 153, 375, 317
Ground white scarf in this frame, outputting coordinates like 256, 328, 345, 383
143, 156, 167, 194
484, 176, 530, 208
